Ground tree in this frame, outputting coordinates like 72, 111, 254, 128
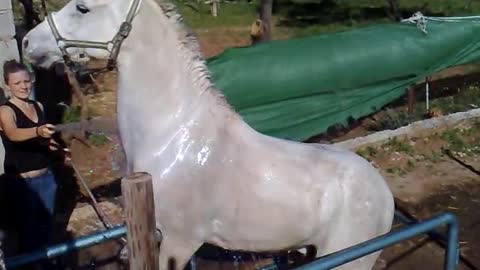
18, 0, 41, 30
251, 0, 273, 45
386, 0, 401, 21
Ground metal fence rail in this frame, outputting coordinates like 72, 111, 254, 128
5, 212, 459, 270
284, 212, 459, 270
5, 226, 126, 269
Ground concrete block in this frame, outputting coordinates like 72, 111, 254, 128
0, 0, 12, 10
0, 9, 15, 40
334, 108, 480, 150
0, 38, 20, 88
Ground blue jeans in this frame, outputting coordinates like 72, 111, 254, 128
8, 169, 57, 255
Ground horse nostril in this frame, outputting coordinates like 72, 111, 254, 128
22, 38, 29, 50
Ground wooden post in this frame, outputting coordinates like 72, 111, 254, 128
65, 66, 89, 122
121, 172, 159, 270
211, 0, 218, 17
407, 86, 415, 115
251, 0, 273, 45
425, 76, 430, 113
259, 0, 272, 42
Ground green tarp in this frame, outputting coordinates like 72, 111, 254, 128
206, 18, 480, 141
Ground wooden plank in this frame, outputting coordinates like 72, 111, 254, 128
121, 172, 159, 270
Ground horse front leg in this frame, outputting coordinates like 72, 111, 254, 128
158, 236, 202, 270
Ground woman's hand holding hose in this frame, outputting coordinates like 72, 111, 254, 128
36, 124, 55, 138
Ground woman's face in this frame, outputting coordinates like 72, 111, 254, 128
6, 71, 32, 100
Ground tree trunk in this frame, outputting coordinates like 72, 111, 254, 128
19, 0, 41, 30
65, 67, 89, 122
386, 0, 401, 21
259, 0, 273, 42
251, 0, 273, 45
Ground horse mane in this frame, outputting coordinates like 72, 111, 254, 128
150, 0, 232, 109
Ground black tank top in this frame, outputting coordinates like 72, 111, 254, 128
0, 100, 51, 174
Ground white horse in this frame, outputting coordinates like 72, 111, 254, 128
22, 0, 394, 269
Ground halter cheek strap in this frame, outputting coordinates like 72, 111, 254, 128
46, 0, 142, 71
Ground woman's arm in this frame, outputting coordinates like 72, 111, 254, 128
0, 106, 55, 142
0, 106, 37, 141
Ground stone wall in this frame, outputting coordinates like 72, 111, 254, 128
334, 108, 480, 150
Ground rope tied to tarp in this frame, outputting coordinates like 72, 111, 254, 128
402, 11, 427, 34
402, 11, 480, 34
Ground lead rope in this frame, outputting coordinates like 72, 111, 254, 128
67, 158, 128, 245
54, 142, 128, 246
63, 149, 159, 265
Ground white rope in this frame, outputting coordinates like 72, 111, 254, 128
426, 78, 430, 112
401, 11, 427, 34
401, 11, 480, 34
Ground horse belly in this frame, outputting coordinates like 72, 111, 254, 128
207, 182, 333, 252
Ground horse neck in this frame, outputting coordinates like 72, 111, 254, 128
115, 0, 246, 139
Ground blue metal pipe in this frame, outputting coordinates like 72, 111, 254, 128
394, 209, 449, 242
291, 212, 459, 270
5, 212, 459, 270
5, 225, 127, 268
446, 216, 459, 270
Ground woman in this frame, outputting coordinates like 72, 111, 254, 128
0, 60, 63, 264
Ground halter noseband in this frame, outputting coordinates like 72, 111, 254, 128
46, 0, 142, 72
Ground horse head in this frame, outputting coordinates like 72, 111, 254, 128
23, 0, 140, 69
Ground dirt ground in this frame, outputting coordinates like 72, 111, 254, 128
14, 29, 479, 270
355, 126, 480, 270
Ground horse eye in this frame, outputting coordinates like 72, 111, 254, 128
76, 4, 90, 14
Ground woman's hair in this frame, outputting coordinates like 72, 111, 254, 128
3, 60, 29, 85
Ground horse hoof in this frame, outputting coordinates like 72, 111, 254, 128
373, 258, 388, 270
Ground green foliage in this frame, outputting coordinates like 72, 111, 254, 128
174, 0, 258, 28
424, 151, 443, 163
382, 137, 414, 155
12, 0, 69, 24
430, 85, 480, 115
386, 166, 407, 176
368, 108, 415, 131
440, 129, 468, 152
88, 133, 110, 146
61, 106, 81, 124
438, 123, 480, 155
277, 18, 390, 38
13, 0, 480, 41
356, 145, 378, 160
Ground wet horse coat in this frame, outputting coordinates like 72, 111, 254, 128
22, 0, 395, 269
